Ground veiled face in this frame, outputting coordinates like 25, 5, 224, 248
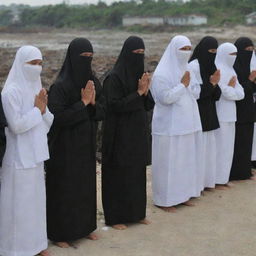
245, 46, 254, 51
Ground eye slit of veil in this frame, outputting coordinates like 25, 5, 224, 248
132, 49, 145, 54
179, 46, 192, 51
245, 46, 254, 51
80, 52, 93, 57
208, 49, 217, 54
26, 59, 43, 66
230, 52, 237, 56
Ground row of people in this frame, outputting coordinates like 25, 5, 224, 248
0, 35, 255, 256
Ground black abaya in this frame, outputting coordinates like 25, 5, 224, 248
45, 38, 105, 241
0, 95, 6, 167
230, 37, 256, 181
102, 36, 154, 225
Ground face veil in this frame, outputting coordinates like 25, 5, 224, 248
190, 36, 218, 84
111, 36, 145, 94
234, 37, 254, 83
53, 38, 94, 102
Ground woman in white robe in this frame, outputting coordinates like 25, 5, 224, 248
214, 43, 244, 186
151, 35, 202, 212
0, 46, 53, 256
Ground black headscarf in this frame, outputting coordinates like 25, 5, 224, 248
190, 36, 218, 84
111, 36, 145, 94
0, 96, 7, 128
51, 38, 94, 103
234, 37, 254, 83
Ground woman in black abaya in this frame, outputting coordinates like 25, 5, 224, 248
102, 36, 154, 230
0, 95, 6, 166
230, 37, 256, 181
46, 38, 105, 247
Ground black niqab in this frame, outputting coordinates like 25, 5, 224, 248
190, 36, 218, 84
111, 36, 145, 93
234, 37, 254, 82
53, 38, 94, 102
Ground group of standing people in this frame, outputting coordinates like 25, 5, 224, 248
0, 34, 255, 256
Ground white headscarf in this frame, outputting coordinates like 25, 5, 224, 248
215, 42, 237, 85
251, 50, 256, 71
153, 35, 192, 86
1, 46, 50, 169
2, 45, 42, 98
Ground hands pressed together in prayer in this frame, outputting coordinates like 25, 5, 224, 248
181, 71, 190, 87
249, 70, 256, 83
138, 72, 151, 96
228, 76, 237, 88
81, 80, 96, 106
210, 70, 220, 87
34, 88, 48, 114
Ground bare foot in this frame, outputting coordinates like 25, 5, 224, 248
205, 188, 215, 192
38, 250, 50, 256
139, 218, 151, 225
157, 206, 177, 213
54, 242, 70, 248
250, 176, 256, 181
86, 232, 99, 240
216, 185, 229, 190
112, 224, 127, 230
183, 200, 195, 207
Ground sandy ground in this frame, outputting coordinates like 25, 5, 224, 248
47, 166, 256, 256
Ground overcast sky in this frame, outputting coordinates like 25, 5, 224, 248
0, 0, 117, 6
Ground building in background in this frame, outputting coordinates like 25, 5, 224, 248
122, 14, 207, 26
246, 12, 256, 25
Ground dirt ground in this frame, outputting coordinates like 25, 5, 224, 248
47, 166, 256, 256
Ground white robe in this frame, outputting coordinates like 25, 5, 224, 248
188, 59, 218, 190
215, 122, 235, 184
0, 46, 53, 256
251, 123, 256, 161
151, 36, 202, 207
214, 43, 245, 184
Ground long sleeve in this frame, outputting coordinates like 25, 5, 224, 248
48, 85, 90, 127
43, 107, 54, 131
1, 89, 43, 135
188, 82, 201, 100
199, 82, 221, 101
86, 78, 106, 121
104, 75, 144, 113
219, 82, 244, 101
151, 76, 186, 105
144, 91, 155, 111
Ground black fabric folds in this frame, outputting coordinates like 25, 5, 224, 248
230, 37, 255, 181
102, 36, 154, 225
46, 38, 105, 241
0, 95, 7, 166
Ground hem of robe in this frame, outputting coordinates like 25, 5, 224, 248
48, 225, 97, 242
229, 174, 252, 181
105, 215, 146, 226
153, 195, 193, 207
0, 242, 47, 256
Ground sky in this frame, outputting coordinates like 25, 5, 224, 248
0, 0, 117, 6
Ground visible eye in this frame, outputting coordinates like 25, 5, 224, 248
132, 49, 145, 54
245, 46, 254, 51
208, 49, 217, 54
179, 46, 192, 51
80, 52, 93, 57
26, 59, 42, 66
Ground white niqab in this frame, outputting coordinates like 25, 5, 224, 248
215, 42, 237, 85
153, 35, 192, 85
1, 45, 52, 169
251, 50, 256, 71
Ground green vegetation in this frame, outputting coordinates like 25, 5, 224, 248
0, 0, 255, 28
